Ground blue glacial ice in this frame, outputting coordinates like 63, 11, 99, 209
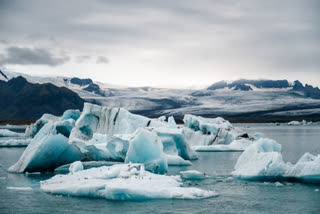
125, 128, 168, 173
41, 163, 218, 200
9, 115, 82, 173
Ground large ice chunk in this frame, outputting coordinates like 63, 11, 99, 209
125, 129, 168, 173
155, 127, 198, 160
9, 119, 82, 173
285, 153, 320, 184
25, 114, 60, 138
41, 164, 218, 200
232, 138, 289, 180
69, 103, 166, 158
182, 115, 250, 147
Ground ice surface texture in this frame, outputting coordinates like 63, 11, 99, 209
232, 138, 320, 184
41, 163, 218, 200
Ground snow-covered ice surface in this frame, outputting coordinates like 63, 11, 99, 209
41, 163, 218, 200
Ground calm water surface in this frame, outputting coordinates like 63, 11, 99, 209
0, 124, 319, 214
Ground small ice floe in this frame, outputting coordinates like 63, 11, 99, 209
315, 189, 319, 192
7, 186, 33, 191
41, 163, 218, 200
0, 129, 24, 137
275, 182, 284, 187
180, 170, 208, 180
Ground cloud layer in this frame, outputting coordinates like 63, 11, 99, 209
0, 0, 319, 87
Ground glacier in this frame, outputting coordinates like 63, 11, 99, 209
41, 163, 218, 200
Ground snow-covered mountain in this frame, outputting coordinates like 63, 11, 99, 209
1, 69, 319, 122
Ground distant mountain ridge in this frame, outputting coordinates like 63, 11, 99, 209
0, 75, 84, 120
207, 79, 320, 99
1, 70, 320, 122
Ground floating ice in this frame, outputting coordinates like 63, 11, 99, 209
25, 114, 60, 138
68, 103, 166, 160
69, 161, 84, 173
180, 170, 208, 180
165, 154, 192, 166
0, 138, 31, 147
285, 153, 320, 184
155, 127, 198, 160
7, 187, 33, 191
0, 129, 23, 137
232, 138, 289, 180
232, 138, 320, 184
193, 139, 253, 152
9, 117, 82, 173
167, 116, 177, 128
125, 128, 168, 173
41, 164, 218, 200
182, 114, 253, 151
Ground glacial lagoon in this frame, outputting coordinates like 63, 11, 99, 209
0, 124, 319, 214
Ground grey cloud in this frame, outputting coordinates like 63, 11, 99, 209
76, 55, 91, 63
0, 46, 70, 66
96, 56, 109, 64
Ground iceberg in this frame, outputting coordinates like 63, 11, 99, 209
232, 138, 320, 184
0, 138, 31, 147
155, 127, 198, 160
180, 170, 208, 180
193, 138, 253, 152
182, 114, 253, 151
0, 129, 24, 137
41, 163, 218, 200
9, 117, 82, 173
285, 153, 320, 184
232, 138, 289, 180
125, 128, 168, 173
25, 114, 60, 138
68, 103, 166, 160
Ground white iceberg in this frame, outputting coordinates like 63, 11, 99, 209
193, 138, 253, 152
285, 153, 320, 184
0, 138, 31, 147
180, 170, 208, 180
232, 138, 289, 180
182, 114, 254, 151
41, 163, 218, 200
68, 103, 166, 160
0, 129, 24, 137
232, 138, 320, 184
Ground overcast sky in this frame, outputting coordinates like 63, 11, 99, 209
0, 0, 319, 88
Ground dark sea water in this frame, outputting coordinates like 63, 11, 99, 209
0, 124, 319, 214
